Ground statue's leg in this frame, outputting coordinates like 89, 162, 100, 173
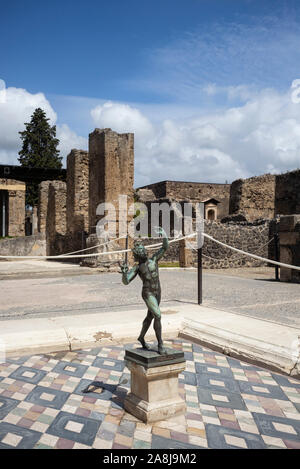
138, 310, 153, 350
144, 294, 166, 355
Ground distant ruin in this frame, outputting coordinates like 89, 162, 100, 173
1, 128, 300, 280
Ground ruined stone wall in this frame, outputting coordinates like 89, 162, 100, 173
275, 170, 300, 216
86, 128, 134, 267
279, 214, 300, 283
136, 181, 230, 219
66, 149, 89, 251
46, 181, 67, 255
162, 220, 276, 269
38, 181, 52, 233
229, 174, 276, 222
89, 128, 134, 233
0, 178, 25, 237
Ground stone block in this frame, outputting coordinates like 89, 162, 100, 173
279, 232, 299, 245
279, 215, 300, 232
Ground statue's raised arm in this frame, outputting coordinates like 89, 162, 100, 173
151, 227, 169, 263
120, 262, 139, 285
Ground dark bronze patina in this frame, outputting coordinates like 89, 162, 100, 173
120, 227, 169, 355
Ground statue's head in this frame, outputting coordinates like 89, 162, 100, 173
132, 240, 147, 261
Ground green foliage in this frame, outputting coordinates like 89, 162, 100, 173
18, 108, 62, 206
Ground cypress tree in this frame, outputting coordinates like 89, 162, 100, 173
18, 108, 62, 206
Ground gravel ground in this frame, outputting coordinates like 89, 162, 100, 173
1, 267, 300, 328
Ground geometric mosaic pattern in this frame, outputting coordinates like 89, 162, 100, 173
0, 340, 300, 449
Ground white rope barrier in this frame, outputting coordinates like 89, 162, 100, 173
0, 230, 299, 273
0, 233, 197, 260
56, 235, 127, 257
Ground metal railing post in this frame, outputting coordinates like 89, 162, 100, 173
197, 229, 203, 305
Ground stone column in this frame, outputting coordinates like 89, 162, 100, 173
85, 128, 134, 268
32, 206, 38, 234
0, 179, 25, 237
46, 181, 67, 256
279, 215, 300, 283
66, 149, 89, 252
38, 181, 52, 233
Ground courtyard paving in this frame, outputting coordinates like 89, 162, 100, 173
0, 339, 300, 449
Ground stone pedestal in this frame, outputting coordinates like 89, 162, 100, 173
124, 347, 186, 423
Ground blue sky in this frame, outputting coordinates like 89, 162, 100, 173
1, 0, 300, 186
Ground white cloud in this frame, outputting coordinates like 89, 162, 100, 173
0, 85, 86, 166
91, 101, 154, 140
91, 89, 300, 187
56, 124, 87, 160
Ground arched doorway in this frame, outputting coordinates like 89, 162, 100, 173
207, 209, 216, 220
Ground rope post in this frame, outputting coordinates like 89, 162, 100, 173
274, 231, 280, 281
197, 230, 203, 305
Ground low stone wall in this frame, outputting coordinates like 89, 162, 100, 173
168, 219, 277, 269
0, 234, 46, 258
197, 220, 275, 269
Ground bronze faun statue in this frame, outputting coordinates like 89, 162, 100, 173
120, 227, 169, 355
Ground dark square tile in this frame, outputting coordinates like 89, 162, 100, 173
46, 411, 101, 446
196, 373, 240, 394
73, 379, 116, 401
0, 422, 42, 449
238, 381, 289, 400
226, 357, 262, 371
92, 357, 125, 372
192, 344, 205, 353
195, 363, 234, 379
271, 373, 300, 388
205, 423, 266, 449
8, 366, 46, 384
6, 356, 30, 365
182, 371, 197, 386
0, 396, 19, 419
25, 386, 69, 410
152, 435, 205, 449
252, 412, 300, 441
52, 361, 88, 378
197, 387, 247, 410
182, 351, 194, 361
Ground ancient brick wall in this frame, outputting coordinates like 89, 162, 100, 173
0, 178, 25, 237
279, 214, 300, 283
38, 181, 52, 233
46, 181, 67, 255
89, 128, 134, 233
85, 128, 134, 267
66, 149, 89, 251
136, 180, 230, 219
275, 170, 300, 216
159, 219, 276, 269
229, 174, 276, 222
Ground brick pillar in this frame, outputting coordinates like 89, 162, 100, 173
32, 206, 38, 234
38, 181, 52, 233
88, 128, 134, 234
85, 128, 134, 268
66, 149, 89, 251
46, 181, 67, 255
0, 179, 25, 237
179, 238, 194, 267
7, 189, 25, 237
279, 215, 300, 283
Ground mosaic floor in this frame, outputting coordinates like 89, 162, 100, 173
0, 339, 300, 449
